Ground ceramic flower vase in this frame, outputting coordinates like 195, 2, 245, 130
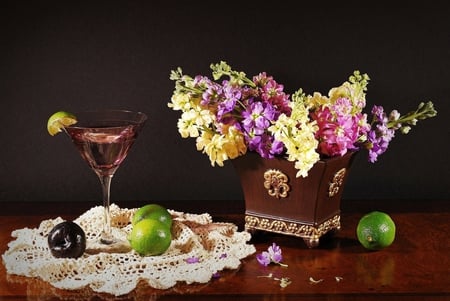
232, 151, 357, 248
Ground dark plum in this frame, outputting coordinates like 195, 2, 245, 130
47, 221, 86, 258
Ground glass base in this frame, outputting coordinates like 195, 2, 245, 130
100, 232, 117, 245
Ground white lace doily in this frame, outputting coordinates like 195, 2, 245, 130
2, 204, 256, 296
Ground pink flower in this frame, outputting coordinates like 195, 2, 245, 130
312, 99, 368, 157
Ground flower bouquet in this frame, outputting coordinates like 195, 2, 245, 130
168, 61, 437, 247
168, 61, 437, 178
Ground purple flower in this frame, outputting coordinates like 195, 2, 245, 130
217, 80, 242, 122
186, 256, 200, 264
254, 134, 284, 158
256, 251, 271, 266
256, 243, 288, 267
241, 101, 282, 158
202, 84, 222, 106
267, 243, 283, 264
242, 102, 275, 134
366, 105, 396, 162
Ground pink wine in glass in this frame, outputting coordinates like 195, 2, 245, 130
68, 124, 138, 176
65, 110, 147, 249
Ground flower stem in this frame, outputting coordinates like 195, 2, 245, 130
387, 101, 437, 131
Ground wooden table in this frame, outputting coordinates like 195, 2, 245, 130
1, 200, 449, 300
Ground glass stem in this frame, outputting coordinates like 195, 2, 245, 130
98, 174, 114, 244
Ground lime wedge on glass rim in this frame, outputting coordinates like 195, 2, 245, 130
47, 111, 78, 136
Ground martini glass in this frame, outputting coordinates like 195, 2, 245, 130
65, 109, 147, 249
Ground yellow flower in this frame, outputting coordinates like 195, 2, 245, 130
204, 134, 228, 167
196, 126, 247, 167
195, 132, 224, 166
293, 149, 320, 178
168, 92, 194, 111
222, 125, 247, 159
328, 83, 351, 103
306, 92, 330, 109
269, 98, 320, 178
177, 110, 198, 138
328, 80, 367, 112
196, 131, 213, 152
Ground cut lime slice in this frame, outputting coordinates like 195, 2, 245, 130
47, 111, 77, 136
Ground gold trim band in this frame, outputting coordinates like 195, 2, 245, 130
245, 214, 341, 248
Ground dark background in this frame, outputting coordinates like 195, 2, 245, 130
1, 2, 448, 210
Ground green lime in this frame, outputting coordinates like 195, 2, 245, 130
132, 204, 173, 228
47, 111, 77, 136
356, 211, 396, 251
128, 219, 172, 256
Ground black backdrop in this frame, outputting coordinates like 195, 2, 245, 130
1, 1, 449, 207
